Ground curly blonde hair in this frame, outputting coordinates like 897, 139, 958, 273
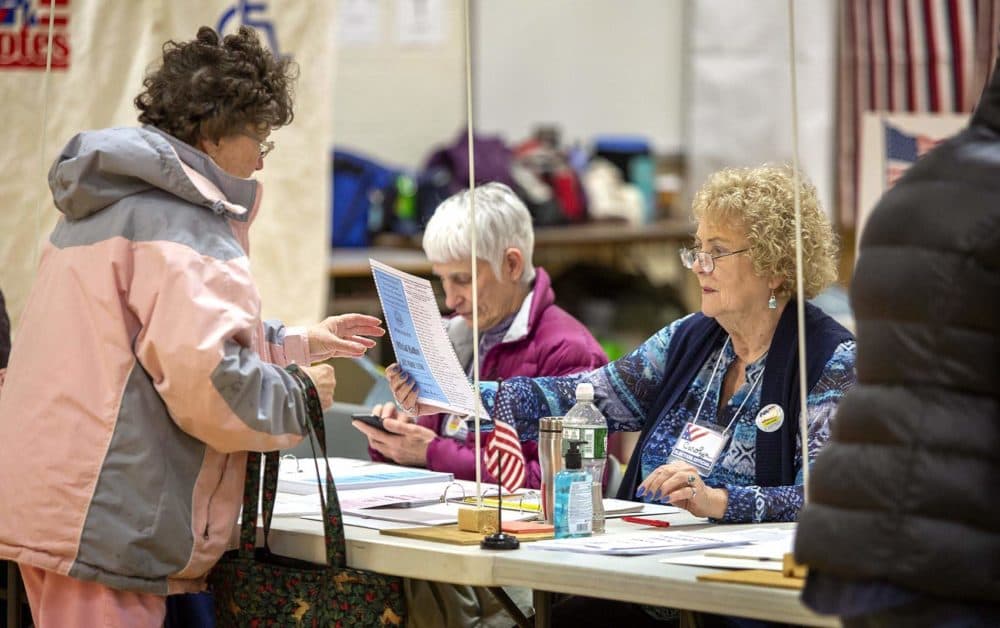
691, 165, 838, 300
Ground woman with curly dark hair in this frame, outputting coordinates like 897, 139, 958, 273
134, 25, 296, 177
0, 26, 383, 627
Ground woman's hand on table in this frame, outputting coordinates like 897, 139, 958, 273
637, 461, 729, 519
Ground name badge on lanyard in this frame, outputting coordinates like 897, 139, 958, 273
668, 422, 728, 476
665, 341, 765, 477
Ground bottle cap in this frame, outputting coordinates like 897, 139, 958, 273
564, 440, 584, 470
574, 382, 594, 402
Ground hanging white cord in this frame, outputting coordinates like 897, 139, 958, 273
786, 0, 811, 499
35, 0, 58, 268
463, 0, 484, 505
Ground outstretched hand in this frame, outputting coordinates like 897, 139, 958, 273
308, 314, 384, 362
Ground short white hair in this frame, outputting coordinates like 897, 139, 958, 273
422, 182, 536, 284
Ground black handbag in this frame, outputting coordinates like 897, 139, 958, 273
208, 364, 407, 626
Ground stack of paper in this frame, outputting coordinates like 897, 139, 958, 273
602, 499, 681, 517
528, 530, 748, 556
277, 458, 453, 495
658, 527, 795, 570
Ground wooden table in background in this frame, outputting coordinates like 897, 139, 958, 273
327, 219, 699, 314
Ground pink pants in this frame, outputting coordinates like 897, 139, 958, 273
19, 564, 166, 628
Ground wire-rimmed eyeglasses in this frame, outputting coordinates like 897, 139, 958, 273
239, 131, 275, 158
679, 247, 749, 273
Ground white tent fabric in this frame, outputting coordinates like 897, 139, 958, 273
0, 1, 334, 331
685, 0, 837, 217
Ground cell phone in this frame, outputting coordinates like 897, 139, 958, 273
351, 413, 389, 432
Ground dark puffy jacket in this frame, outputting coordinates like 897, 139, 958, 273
795, 64, 1000, 604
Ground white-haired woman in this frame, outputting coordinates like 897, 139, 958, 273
386, 167, 858, 626
355, 182, 607, 488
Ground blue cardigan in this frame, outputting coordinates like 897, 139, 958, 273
616, 302, 853, 500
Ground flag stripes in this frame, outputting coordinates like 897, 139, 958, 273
484, 419, 526, 492
839, 0, 987, 229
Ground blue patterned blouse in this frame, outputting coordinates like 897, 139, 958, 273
482, 313, 857, 523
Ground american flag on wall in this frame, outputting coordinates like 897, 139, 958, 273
483, 418, 526, 492
838, 0, 994, 229
883, 123, 941, 186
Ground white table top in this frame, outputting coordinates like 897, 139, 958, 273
265, 509, 839, 626
265, 515, 499, 586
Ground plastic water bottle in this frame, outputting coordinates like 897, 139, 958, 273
561, 383, 608, 533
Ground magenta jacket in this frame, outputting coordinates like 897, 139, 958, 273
373, 268, 607, 487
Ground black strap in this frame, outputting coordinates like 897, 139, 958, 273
237, 365, 347, 567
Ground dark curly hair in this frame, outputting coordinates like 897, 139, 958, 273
135, 26, 297, 146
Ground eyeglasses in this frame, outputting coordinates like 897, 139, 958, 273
238, 131, 275, 158
679, 247, 749, 273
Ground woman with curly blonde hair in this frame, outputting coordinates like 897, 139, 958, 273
385, 165, 857, 626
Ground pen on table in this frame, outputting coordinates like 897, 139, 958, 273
622, 516, 671, 528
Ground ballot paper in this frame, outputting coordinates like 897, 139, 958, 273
273, 477, 518, 519
370, 259, 488, 418
658, 528, 795, 570
527, 530, 748, 556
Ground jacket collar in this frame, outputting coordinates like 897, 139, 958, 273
446, 267, 554, 366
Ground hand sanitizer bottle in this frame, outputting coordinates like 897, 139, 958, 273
562, 382, 608, 533
553, 441, 593, 539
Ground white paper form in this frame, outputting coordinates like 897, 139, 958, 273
277, 457, 452, 495
527, 531, 747, 556
370, 259, 487, 418
658, 527, 795, 570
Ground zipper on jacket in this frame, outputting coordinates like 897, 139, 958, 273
203, 454, 230, 539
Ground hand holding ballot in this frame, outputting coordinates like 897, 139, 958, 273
368, 259, 488, 418
385, 363, 451, 417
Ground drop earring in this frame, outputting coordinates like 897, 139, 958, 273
768, 290, 777, 310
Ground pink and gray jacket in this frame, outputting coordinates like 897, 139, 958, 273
0, 126, 312, 595
371, 268, 608, 487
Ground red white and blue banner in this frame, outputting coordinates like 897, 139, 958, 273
857, 112, 967, 244
883, 122, 941, 187
838, 0, 991, 230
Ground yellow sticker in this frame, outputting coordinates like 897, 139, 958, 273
754, 403, 784, 433
444, 414, 468, 438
